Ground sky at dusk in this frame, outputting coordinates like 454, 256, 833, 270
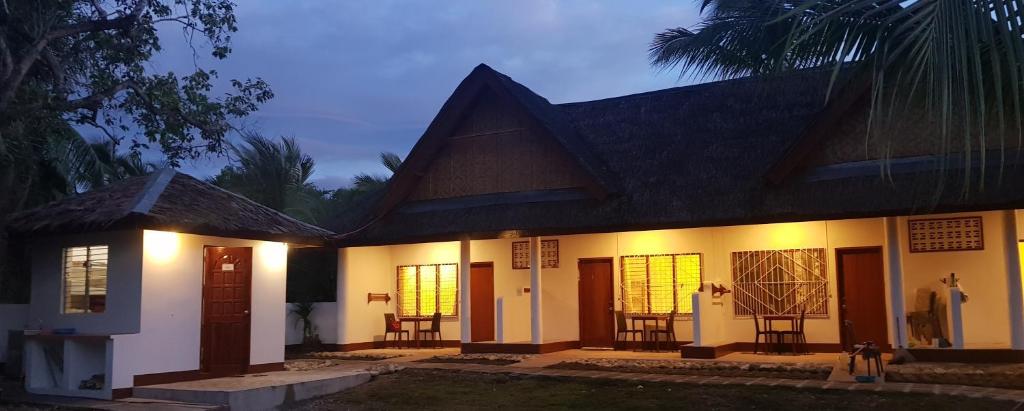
98, 1, 705, 189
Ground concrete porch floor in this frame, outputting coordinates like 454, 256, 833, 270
131, 368, 372, 411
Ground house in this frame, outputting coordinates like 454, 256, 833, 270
5, 168, 334, 399
7, 62, 1024, 401
325, 64, 1024, 358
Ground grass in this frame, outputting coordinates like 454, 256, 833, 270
547, 361, 833, 380
282, 368, 1017, 410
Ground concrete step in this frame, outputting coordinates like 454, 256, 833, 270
132, 370, 372, 411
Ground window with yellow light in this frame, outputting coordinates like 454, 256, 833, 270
397, 263, 458, 317
620, 253, 702, 315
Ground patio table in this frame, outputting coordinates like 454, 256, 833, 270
629, 314, 669, 350
762, 315, 797, 354
398, 316, 433, 348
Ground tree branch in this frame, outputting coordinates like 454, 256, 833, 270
0, 0, 149, 112
89, 0, 109, 19
65, 80, 135, 110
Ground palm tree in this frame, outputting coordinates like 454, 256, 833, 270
211, 132, 323, 220
650, 0, 1024, 189
352, 151, 403, 191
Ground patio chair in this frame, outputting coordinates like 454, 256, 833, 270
418, 312, 443, 349
779, 308, 807, 354
753, 313, 781, 354
615, 311, 644, 350
383, 313, 409, 348
843, 320, 883, 376
648, 311, 677, 352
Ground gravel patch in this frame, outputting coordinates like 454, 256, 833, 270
548, 358, 833, 380
307, 351, 407, 361
886, 362, 1024, 389
419, 353, 533, 365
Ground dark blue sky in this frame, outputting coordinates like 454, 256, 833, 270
106, 1, 703, 189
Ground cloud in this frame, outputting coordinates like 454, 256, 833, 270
149, 0, 702, 185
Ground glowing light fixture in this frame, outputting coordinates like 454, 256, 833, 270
143, 230, 180, 263
259, 241, 289, 272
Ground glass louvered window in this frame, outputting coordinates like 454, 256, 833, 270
620, 254, 702, 315
62, 245, 108, 313
731, 248, 829, 318
397, 264, 458, 317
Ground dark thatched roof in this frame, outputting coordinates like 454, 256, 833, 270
331, 65, 1024, 246
8, 169, 335, 245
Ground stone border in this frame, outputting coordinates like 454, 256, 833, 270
401, 361, 1024, 403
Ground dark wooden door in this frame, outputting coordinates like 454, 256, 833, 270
578, 258, 615, 347
202, 246, 252, 375
837, 247, 889, 351
470, 262, 495, 342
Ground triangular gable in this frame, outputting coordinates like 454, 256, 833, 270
764, 67, 871, 184
372, 64, 613, 217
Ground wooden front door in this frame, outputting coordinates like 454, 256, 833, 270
201, 246, 252, 375
578, 258, 615, 348
837, 247, 889, 351
470, 262, 495, 342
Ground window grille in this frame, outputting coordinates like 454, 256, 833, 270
63, 245, 108, 313
731, 248, 828, 318
396, 263, 458, 317
620, 254, 702, 315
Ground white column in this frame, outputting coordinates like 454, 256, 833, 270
1003, 210, 1024, 349
496, 297, 505, 344
336, 247, 348, 345
950, 286, 965, 349
530, 236, 543, 345
691, 292, 702, 346
459, 238, 472, 344
884, 217, 908, 348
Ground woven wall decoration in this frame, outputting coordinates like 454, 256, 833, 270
541, 239, 559, 268
908, 216, 984, 253
512, 241, 530, 269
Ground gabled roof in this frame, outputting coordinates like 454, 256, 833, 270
331, 65, 1024, 246
371, 64, 617, 218
8, 169, 335, 245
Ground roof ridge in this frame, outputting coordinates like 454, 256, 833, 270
556, 66, 838, 107
127, 168, 176, 215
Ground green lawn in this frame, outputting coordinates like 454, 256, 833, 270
283, 368, 1017, 410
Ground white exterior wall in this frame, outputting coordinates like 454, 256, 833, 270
897, 210, 1016, 347
337, 212, 1023, 349
28, 230, 144, 335
111, 230, 288, 389
285, 302, 338, 345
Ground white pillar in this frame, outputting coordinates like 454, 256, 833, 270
336, 247, 348, 345
691, 292, 702, 346
1003, 210, 1024, 349
884, 217, 908, 348
950, 286, 964, 349
459, 238, 472, 344
530, 236, 543, 345
496, 297, 505, 344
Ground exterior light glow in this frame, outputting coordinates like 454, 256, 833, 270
143, 230, 180, 264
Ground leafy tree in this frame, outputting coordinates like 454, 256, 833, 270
650, 0, 1024, 188
0, 0, 271, 302
1, 0, 272, 216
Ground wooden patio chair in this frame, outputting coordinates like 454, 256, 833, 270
779, 308, 807, 354
418, 312, 443, 349
648, 311, 677, 352
383, 313, 409, 348
753, 313, 781, 354
615, 311, 644, 350
843, 320, 883, 376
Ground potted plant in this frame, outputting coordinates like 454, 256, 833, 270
291, 301, 321, 351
